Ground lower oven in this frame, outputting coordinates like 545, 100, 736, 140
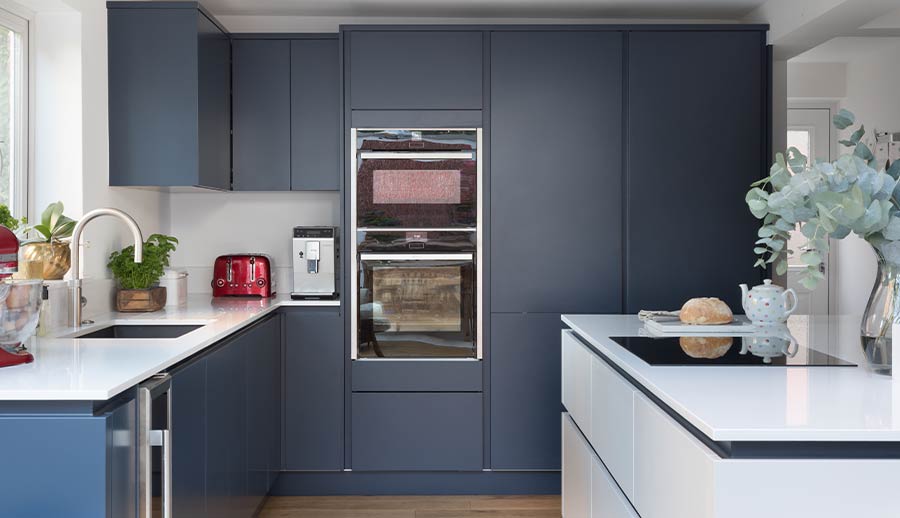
353, 251, 479, 359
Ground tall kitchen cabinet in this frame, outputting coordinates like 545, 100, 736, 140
107, 2, 231, 189
625, 30, 766, 312
232, 36, 341, 191
489, 31, 625, 470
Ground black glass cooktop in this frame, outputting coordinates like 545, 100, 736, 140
610, 336, 856, 367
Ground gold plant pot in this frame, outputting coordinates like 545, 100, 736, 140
21, 242, 71, 280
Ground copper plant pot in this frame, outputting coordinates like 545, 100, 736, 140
21, 241, 71, 280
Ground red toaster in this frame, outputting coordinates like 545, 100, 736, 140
211, 254, 275, 297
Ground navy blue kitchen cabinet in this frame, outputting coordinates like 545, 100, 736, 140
351, 392, 483, 471
171, 357, 208, 517
284, 308, 345, 471
489, 31, 624, 314
206, 328, 249, 518
232, 39, 292, 191
291, 38, 341, 190
0, 399, 137, 518
107, 2, 230, 189
231, 36, 341, 191
626, 30, 766, 313
206, 315, 281, 517
347, 30, 483, 110
490, 314, 565, 470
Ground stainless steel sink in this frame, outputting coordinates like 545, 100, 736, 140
70, 324, 203, 340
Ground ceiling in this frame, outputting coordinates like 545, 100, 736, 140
198, 0, 766, 19
791, 36, 900, 63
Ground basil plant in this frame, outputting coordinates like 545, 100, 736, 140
746, 109, 900, 289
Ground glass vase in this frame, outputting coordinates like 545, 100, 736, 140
860, 255, 900, 375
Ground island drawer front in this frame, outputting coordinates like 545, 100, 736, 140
589, 349, 636, 500
563, 413, 639, 518
562, 414, 591, 518
633, 392, 717, 518
562, 331, 592, 434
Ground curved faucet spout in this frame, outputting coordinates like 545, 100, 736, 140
70, 208, 144, 327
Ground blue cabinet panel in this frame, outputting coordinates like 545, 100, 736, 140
284, 308, 344, 471
351, 392, 483, 471
206, 336, 248, 518
232, 39, 292, 191
490, 314, 564, 470
291, 39, 341, 191
108, 5, 230, 188
626, 30, 765, 313
351, 360, 482, 392
247, 316, 282, 504
0, 403, 135, 518
489, 31, 624, 314
171, 358, 207, 518
348, 31, 483, 110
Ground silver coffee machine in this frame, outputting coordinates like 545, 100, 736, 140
291, 227, 339, 300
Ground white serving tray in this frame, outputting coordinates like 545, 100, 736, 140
643, 315, 756, 335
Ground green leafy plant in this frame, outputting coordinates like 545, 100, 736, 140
747, 109, 900, 289
107, 234, 179, 290
0, 204, 25, 232
22, 201, 75, 243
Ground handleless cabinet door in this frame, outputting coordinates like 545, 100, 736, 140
562, 414, 591, 518
348, 31, 483, 110
491, 314, 565, 469
626, 31, 765, 313
171, 358, 208, 518
284, 309, 345, 471
232, 39, 291, 191
196, 12, 231, 190
206, 337, 247, 518
291, 39, 340, 191
490, 31, 624, 314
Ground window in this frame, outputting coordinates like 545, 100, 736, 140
0, 8, 26, 217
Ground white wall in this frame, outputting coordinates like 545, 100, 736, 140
788, 41, 900, 316
168, 191, 339, 293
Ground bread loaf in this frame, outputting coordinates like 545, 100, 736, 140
679, 336, 733, 359
679, 297, 733, 325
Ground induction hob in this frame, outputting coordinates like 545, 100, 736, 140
610, 336, 856, 367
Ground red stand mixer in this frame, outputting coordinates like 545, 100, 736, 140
0, 225, 34, 368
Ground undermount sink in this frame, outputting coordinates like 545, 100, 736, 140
70, 324, 204, 340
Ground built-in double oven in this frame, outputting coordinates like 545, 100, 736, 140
350, 129, 482, 360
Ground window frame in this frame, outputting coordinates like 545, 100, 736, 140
0, 5, 28, 220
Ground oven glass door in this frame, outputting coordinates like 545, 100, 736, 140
357, 253, 476, 359
355, 130, 478, 229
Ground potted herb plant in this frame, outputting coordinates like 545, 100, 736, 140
107, 234, 178, 312
21, 202, 75, 280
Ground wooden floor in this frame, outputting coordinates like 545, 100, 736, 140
258, 495, 561, 518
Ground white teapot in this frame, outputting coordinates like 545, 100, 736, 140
739, 279, 798, 325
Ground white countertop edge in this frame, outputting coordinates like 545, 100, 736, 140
561, 314, 900, 443
0, 296, 341, 401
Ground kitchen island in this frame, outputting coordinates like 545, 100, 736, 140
0, 294, 340, 518
561, 314, 900, 518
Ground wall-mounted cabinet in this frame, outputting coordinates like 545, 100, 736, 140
232, 36, 340, 191
347, 31, 483, 110
108, 2, 231, 189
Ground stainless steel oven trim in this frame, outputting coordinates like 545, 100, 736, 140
360, 253, 473, 261
350, 127, 483, 361
357, 227, 477, 232
359, 151, 475, 160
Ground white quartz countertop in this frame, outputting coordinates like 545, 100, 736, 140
563, 314, 900, 442
0, 294, 339, 401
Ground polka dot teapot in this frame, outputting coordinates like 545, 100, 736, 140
739, 279, 798, 325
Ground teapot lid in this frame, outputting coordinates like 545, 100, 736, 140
753, 279, 783, 293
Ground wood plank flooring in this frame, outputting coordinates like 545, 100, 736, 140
258, 495, 561, 518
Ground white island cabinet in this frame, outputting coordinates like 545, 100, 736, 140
562, 315, 900, 518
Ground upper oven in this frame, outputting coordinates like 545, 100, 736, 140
353, 129, 478, 229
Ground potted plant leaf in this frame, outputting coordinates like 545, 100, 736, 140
21, 201, 75, 280
107, 234, 179, 312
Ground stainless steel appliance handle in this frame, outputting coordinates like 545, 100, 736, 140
358, 151, 475, 160
138, 374, 172, 518
359, 253, 474, 261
